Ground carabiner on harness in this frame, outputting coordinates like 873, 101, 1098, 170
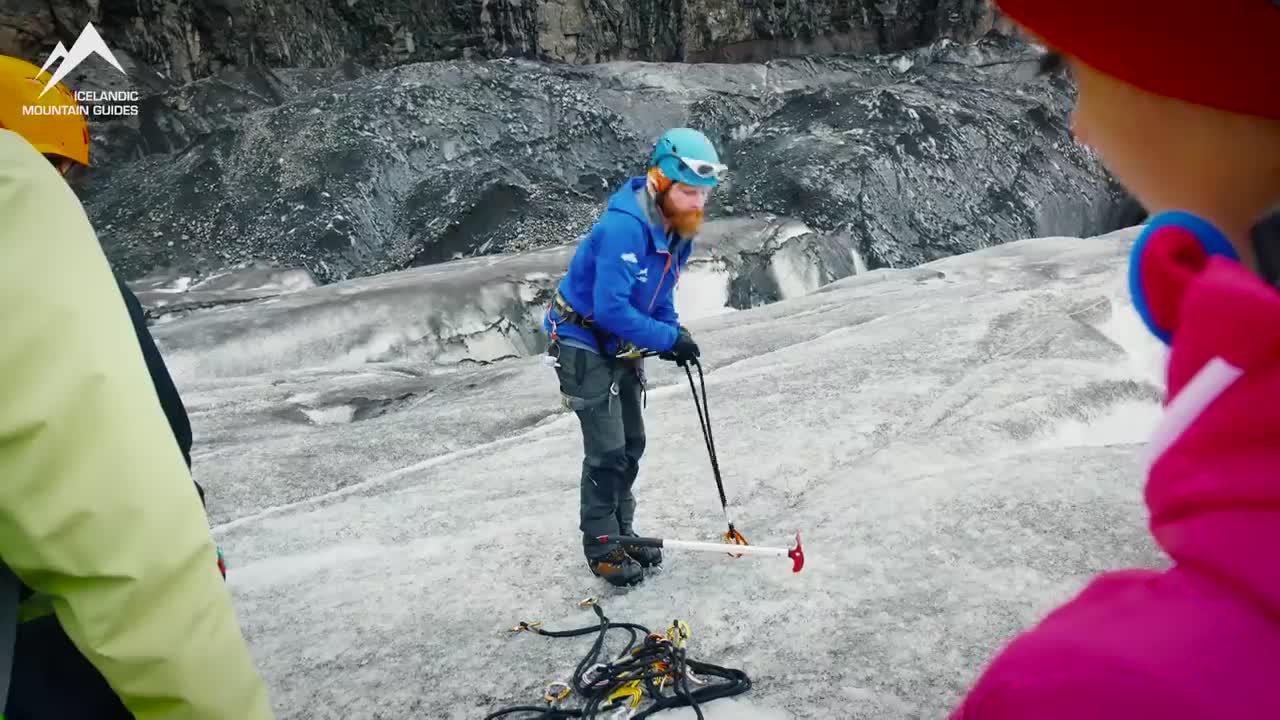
543, 339, 562, 369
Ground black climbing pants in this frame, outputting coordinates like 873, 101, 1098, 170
554, 344, 647, 560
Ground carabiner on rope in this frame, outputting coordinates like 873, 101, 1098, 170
607, 680, 643, 707
582, 663, 609, 685
666, 620, 691, 649
606, 680, 643, 719
543, 680, 571, 705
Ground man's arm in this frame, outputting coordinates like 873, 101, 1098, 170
0, 130, 273, 719
591, 218, 680, 352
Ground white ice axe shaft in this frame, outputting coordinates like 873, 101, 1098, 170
596, 532, 805, 573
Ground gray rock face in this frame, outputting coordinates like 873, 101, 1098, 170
723, 39, 1132, 269
3, 0, 1002, 77
79, 36, 1125, 286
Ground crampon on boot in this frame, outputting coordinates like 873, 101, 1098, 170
620, 531, 663, 568
588, 548, 644, 587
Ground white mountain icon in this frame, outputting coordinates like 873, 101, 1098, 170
37, 23, 126, 97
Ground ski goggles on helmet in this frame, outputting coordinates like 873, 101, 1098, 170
676, 156, 728, 181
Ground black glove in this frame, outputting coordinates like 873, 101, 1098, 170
660, 326, 700, 364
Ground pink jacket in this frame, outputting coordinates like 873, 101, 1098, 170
951, 222, 1280, 719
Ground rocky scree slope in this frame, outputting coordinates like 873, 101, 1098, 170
74, 36, 1131, 286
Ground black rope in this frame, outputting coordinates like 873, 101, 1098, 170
487, 603, 751, 719
683, 360, 725, 510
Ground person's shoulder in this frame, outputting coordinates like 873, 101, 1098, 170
955, 661, 1202, 720
0, 130, 99, 280
0, 129, 67, 199
955, 568, 1227, 719
595, 206, 647, 248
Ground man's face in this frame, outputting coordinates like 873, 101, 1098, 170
660, 182, 711, 238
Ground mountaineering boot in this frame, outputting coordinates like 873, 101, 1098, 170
588, 548, 645, 587
618, 527, 662, 568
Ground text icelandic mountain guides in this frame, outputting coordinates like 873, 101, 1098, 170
20, 22, 138, 118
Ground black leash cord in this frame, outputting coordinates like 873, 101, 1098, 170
683, 359, 727, 512
486, 603, 751, 719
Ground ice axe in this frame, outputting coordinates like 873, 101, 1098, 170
596, 532, 805, 573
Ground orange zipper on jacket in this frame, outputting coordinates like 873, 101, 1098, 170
648, 251, 672, 312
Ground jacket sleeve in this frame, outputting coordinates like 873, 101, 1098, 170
0, 130, 274, 720
652, 294, 678, 326
952, 669, 1194, 720
591, 217, 680, 352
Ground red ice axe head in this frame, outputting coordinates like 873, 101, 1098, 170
788, 533, 804, 573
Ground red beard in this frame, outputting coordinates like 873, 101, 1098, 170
660, 194, 705, 238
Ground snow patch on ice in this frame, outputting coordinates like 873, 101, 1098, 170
852, 246, 868, 275
677, 261, 737, 318
731, 122, 761, 141
300, 405, 356, 426
773, 220, 813, 244
771, 240, 823, 300
1094, 292, 1168, 387
1035, 399, 1164, 450
148, 276, 195, 293
338, 325, 428, 367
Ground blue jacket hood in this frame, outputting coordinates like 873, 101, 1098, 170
605, 176, 674, 255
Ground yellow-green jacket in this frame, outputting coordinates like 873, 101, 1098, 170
0, 129, 275, 719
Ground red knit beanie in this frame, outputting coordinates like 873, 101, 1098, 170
994, 0, 1280, 120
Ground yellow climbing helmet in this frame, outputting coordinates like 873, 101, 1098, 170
0, 53, 90, 166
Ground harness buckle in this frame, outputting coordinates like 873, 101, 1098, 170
553, 291, 592, 329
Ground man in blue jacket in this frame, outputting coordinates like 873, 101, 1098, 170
543, 128, 726, 586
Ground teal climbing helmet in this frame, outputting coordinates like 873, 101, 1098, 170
648, 128, 727, 188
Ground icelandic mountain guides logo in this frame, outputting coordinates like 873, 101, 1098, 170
22, 22, 138, 117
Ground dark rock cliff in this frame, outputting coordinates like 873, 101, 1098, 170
3, 0, 1004, 76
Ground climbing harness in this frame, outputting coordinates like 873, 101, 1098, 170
489, 601, 751, 719
545, 290, 651, 408
548, 291, 646, 361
